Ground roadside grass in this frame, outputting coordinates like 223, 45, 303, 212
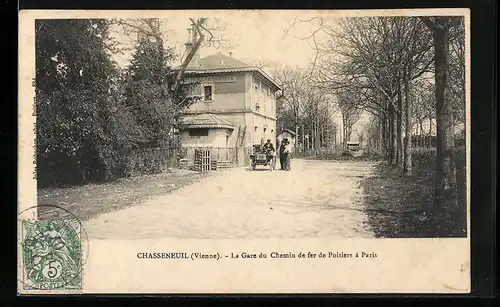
360, 148, 467, 238
37, 169, 212, 221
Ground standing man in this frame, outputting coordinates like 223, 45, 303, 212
263, 139, 276, 171
279, 138, 287, 170
283, 139, 292, 171
276, 135, 282, 168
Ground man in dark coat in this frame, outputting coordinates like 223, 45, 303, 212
262, 139, 276, 170
262, 139, 275, 152
279, 138, 287, 170
283, 139, 292, 171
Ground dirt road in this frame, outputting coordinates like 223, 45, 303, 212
84, 159, 377, 239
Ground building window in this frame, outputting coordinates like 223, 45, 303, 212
203, 85, 213, 101
189, 128, 209, 136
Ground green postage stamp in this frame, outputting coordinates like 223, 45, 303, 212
21, 219, 83, 290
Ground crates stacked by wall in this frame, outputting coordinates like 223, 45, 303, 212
193, 149, 211, 172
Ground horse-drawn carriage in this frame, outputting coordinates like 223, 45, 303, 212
249, 145, 276, 171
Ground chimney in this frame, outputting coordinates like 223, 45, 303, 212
185, 25, 200, 69
229, 52, 233, 57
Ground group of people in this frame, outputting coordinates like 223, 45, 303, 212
262, 138, 292, 171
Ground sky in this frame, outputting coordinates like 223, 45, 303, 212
110, 11, 328, 74
108, 8, 467, 73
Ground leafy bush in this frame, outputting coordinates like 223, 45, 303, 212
35, 20, 142, 187
35, 19, 193, 187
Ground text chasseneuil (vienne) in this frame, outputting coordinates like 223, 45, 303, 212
136, 251, 378, 260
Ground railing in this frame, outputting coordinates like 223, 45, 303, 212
132, 146, 256, 170
184, 147, 235, 160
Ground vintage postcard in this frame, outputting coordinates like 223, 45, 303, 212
18, 9, 470, 294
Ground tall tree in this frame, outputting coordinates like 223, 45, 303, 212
310, 17, 433, 165
337, 87, 362, 149
121, 19, 183, 147
36, 19, 139, 186
273, 66, 308, 148
400, 17, 433, 175
449, 18, 466, 129
420, 16, 462, 212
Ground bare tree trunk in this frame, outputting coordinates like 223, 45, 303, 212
313, 122, 316, 153
311, 120, 315, 153
428, 116, 433, 146
379, 118, 383, 151
341, 114, 346, 150
389, 105, 397, 165
324, 124, 327, 148
432, 21, 457, 213
320, 121, 323, 148
396, 84, 404, 168
315, 118, 320, 154
418, 120, 424, 147
403, 76, 413, 176
301, 125, 305, 152
295, 124, 299, 148
387, 116, 391, 159
310, 117, 314, 152
381, 114, 388, 154
172, 21, 204, 92
343, 126, 347, 150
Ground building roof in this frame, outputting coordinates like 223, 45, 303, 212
277, 129, 296, 136
196, 53, 250, 70
179, 113, 235, 130
179, 52, 282, 91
